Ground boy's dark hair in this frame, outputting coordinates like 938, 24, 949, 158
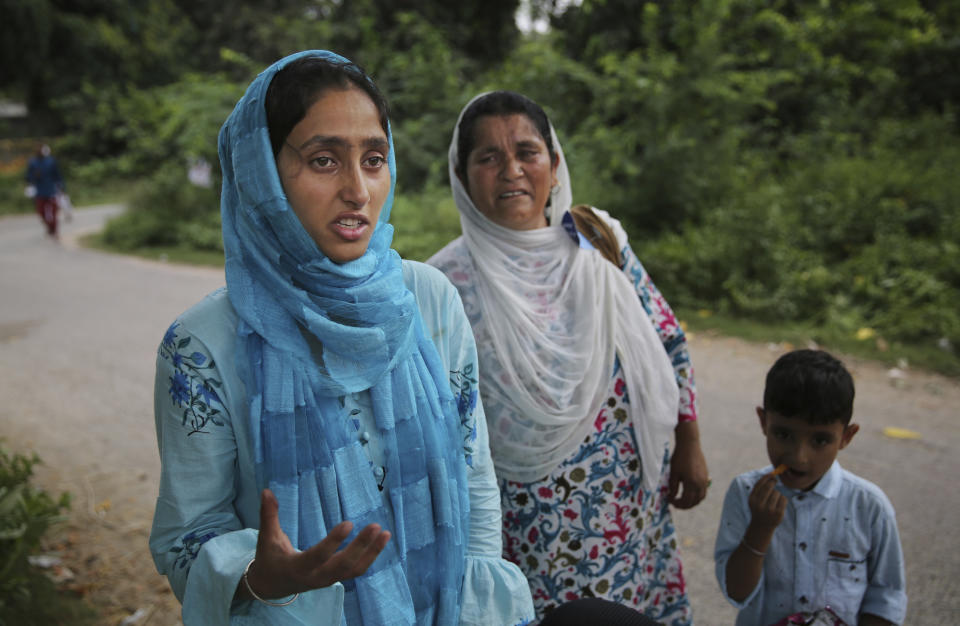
456, 90, 556, 181
763, 349, 855, 425
265, 56, 389, 157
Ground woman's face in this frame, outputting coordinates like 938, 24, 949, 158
464, 114, 558, 231
276, 86, 391, 263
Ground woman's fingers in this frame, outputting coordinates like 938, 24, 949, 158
668, 437, 710, 510
254, 489, 391, 592
334, 525, 391, 578
301, 520, 354, 565
298, 523, 391, 588
667, 472, 681, 504
258, 489, 279, 536
256, 489, 295, 554
670, 476, 706, 509
248, 489, 301, 599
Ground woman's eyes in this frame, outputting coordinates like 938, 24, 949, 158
306, 154, 387, 169
473, 149, 542, 165
309, 155, 335, 168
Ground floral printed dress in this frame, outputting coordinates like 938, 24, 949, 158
501, 372, 689, 624
428, 218, 698, 625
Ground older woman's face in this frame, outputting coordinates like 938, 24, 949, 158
276, 86, 390, 263
464, 114, 558, 231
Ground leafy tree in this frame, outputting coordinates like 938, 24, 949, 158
0, 0, 189, 121
370, 0, 521, 66
168, 0, 307, 74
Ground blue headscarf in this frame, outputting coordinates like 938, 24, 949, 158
218, 50, 469, 625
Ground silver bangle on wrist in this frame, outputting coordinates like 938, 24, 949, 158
740, 538, 767, 557
243, 558, 299, 607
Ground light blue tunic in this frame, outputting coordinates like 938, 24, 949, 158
150, 261, 534, 625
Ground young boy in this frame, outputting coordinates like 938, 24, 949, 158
714, 349, 907, 625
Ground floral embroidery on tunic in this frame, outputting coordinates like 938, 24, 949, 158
451, 365, 479, 467
170, 529, 219, 570
160, 322, 225, 435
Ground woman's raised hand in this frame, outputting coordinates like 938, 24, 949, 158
240, 489, 391, 601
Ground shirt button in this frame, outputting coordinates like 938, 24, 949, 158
800, 595, 808, 604
359, 431, 370, 444
373, 467, 385, 479
796, 495, 805, 501
799, 542, 807, 551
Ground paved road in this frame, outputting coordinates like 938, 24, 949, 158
1, 207, 958, 624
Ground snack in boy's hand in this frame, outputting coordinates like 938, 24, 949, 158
771, 464, 788, 477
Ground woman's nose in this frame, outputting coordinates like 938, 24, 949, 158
340, 164, 371, 206
499, 156, 523, 179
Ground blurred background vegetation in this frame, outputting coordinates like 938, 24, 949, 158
1, 0, 957, 374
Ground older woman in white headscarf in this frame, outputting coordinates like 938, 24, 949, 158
428, 91, 708, 625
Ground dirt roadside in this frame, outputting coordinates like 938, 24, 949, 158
1, 208, 957, 625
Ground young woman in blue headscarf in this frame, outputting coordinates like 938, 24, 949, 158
149, 51, 534, 626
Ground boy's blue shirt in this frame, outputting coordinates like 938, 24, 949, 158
715, 461, 907, 625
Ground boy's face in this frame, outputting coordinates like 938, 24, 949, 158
757, 407, 859, 492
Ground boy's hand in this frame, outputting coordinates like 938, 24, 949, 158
748, 473, 787, 531
726, 471, 789, 602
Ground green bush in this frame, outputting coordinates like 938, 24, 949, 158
0, 443, 93, 624
0, 171, 31, 216
642, 111, 960, 364
101, 163, 221, 252
391, 186, 461, 262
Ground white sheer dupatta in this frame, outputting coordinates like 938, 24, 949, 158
448, 96, 678, 491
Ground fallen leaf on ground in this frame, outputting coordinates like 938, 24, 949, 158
882, 427, 921, 440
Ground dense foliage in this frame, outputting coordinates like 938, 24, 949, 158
0, 443, 92, 624
2, 0, 957, 371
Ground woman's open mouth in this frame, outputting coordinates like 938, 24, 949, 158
332, 217, 368, 240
